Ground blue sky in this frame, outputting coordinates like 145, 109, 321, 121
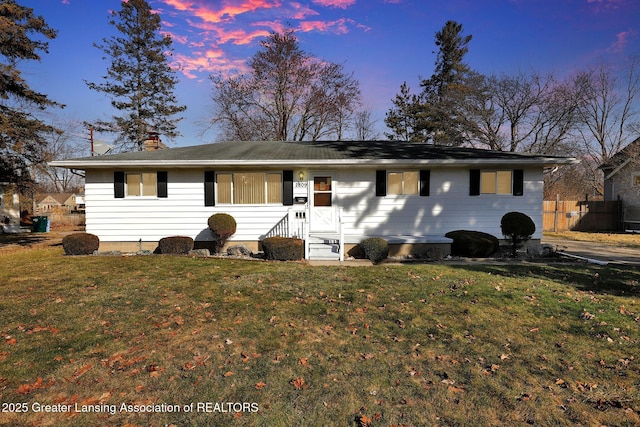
19, 0, 640, 153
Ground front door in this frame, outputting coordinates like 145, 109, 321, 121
310, 173, 337, 233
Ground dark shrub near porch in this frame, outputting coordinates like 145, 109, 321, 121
62, 232, 100, 255
261, 237, 304, 261
359, 237, 389, 264
207, 213, 237, 253
445, 230, 499, 258
158, 236, 194, 254
501, 212, 536, 257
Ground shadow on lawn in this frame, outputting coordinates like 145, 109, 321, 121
449, 262, 640, 297
0, 232, 60, 250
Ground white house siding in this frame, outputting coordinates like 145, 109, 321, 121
335, 167, 543, 241
85, 166, 544, 246
85, 169, 290, 244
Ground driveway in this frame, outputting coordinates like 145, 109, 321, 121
542, 236, 640, 266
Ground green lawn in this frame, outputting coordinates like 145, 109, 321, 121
0, 247, 639, 426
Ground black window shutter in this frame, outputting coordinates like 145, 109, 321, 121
283, 170, 294, 206
375, 170, 386, 197
513, 169, 524, 196
157, 171, 168, 198
470, 169, 481, 196
204, 171, 215, 206
114, 171, 125, 198
419, 170, 430, 197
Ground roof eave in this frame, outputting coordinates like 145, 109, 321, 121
50, 157, 578, 169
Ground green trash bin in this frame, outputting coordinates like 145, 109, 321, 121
32, 216, 48, 233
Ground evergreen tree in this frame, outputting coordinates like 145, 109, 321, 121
0, 0, 62, 188
86, 0, 186, 151
420, 20, 479, 145
385, 20, 481, 145
384, 82, 426, 141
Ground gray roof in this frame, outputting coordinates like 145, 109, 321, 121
51, 140, 577, 169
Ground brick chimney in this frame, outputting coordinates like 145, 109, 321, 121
143, 131, 166, 151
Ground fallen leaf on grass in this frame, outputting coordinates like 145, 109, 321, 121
255, 382, 266, 390
290, 377, 307, 390
70, 363, 94, 380
17, 377, 54, 394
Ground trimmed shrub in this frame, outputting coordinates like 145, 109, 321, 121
501, 212, 536, 257
359, 237, 389, 264
62, 232, 100, 255
158, 236, 194, 254
207, 213, 237, 253
445, 230, 499, 258
261, 237, 304, 261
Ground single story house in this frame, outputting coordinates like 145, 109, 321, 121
51, 140, 575, 260
36, 193, 79, 213
599, 137, 640, 229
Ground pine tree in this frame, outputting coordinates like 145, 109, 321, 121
420, 20, 479, 145
384, 82, 426, 141
86, 0, 186, 151
385, 20, 481, 145
0, 0, 62, 188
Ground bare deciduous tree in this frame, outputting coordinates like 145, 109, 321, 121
209, 29, 361, 142
575, 57, 640, 163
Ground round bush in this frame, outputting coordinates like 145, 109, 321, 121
62, 232, 100, 255
207, 213, 237, 253
445, 230, 499, 258
261, 237, 304, 261
501, 212, 536, 238
359, 237, 389, 264
158, 236, 194, 254
501, 212, 536, 256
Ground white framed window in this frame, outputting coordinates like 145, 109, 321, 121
481, 170, 512, 195
216, 172, 282, 205
126, 172, 157, 197
633, 174, 640, 186
387, 171, 419, 195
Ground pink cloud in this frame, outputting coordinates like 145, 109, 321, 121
587, 0, 625, 13
608, 30, 634, 52
289, 2, 320, 19
173, 49, 248, 79
156, 0, 370, 79
299, 18, 365, 34
311, 0, 356, 8
299, 19, 345, 34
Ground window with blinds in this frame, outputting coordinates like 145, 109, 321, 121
216, 172, 282, 205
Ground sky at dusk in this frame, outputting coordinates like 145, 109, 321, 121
18, 0, 640, 153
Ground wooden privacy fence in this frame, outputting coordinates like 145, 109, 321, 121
543, 200, 621, 232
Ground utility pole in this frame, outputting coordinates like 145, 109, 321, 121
89, 125, 94, 156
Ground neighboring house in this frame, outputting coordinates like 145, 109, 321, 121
36, 193, 78, 213
51, 140, 575, 259
600, 137, 640, 229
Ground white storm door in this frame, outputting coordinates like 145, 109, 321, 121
310, 173, 337, 233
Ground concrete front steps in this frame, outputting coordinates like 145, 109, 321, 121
307, 234, 341, 260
